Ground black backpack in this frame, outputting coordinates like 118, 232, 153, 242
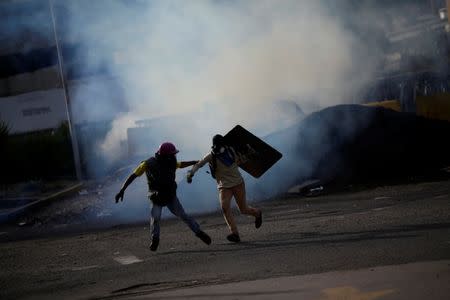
145, 156, 177, 205
208, 151, 217, 179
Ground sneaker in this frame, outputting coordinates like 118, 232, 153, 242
226, 233, 241, 243
255, 211, 262, 229
196, 230, 212, 245
150, 237, 159, 251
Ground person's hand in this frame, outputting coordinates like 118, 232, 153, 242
115, 190, 124, 203
186, 171, 194, 184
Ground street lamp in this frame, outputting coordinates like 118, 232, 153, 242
49, 0, 82, 180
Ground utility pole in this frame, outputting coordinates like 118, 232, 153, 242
49, 0, 82, 180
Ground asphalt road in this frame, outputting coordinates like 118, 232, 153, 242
1, 179, 450, 299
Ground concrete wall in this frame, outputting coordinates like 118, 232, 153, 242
0, 66, 60, 96
0, 70, 126, 134
0, 88, 68, 134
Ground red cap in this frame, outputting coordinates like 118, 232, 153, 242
157, 142, 179, 155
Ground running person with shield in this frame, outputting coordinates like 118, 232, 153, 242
187, 134, 262, 243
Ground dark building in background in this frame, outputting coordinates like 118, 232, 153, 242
0, 0, 127, 134
0, 0, 130, 180
356, 0, 450, 115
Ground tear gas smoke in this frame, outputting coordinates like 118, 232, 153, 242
61, 0, 380, 158
3, 0, 441, 224
56, 0, 388, 222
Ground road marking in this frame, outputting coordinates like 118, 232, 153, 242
71, 265, 99, 271
374, 196, 391, 200
372, 207, 389, 211
434, 195, 448, 199
320, 286, 395, 300
114, 255, 143, 265
0, 232, 7, 236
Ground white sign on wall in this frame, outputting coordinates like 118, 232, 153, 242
0, 88, 68, 134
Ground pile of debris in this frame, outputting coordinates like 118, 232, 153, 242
257, 104, 450, 195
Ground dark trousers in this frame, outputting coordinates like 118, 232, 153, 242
150, 195, 200, 239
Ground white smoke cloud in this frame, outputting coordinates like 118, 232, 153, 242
61, 0, 380, 164
56, 0, 386, 182
1, 0, 441, 224
114, 0, 368, 118
98, 112, 139, 163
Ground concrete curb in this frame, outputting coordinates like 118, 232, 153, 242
0, 182, 84, 224
141, 260, 450, 300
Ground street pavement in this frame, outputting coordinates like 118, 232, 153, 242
0, 182, 83, 224
0, 179, 450, 299
132, 260, 450, 300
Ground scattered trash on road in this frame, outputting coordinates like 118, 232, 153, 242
374, 196, 391, 200
113, 256, 143, 265
306, 186, 324, 197
96, 211, 112, 218
287, 179, 321, 194
78, 189, 89, 196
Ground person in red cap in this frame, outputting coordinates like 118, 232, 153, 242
115, 142, 212, 251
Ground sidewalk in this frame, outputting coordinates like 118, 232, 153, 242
130, 260, 450, 300
0, 181, 83, 224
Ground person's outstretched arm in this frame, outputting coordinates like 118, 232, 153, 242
115, 161, 147, 203
187, 152, 212, 182
115, 173, 137, 203
177, 160, 199, 169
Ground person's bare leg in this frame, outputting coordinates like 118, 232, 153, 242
233, 182, 260, 217
219, 188, 239, 235
233, 182, 262, 228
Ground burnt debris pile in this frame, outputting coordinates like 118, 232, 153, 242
260, 104, 450, 194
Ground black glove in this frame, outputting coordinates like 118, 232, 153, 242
187, 171, 194, 184
115, 190, 124, 203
